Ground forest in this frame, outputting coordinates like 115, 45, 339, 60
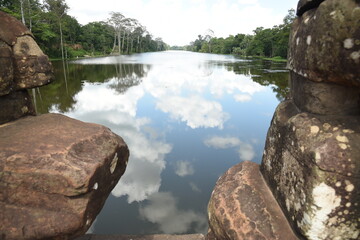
1, 0, 295, 60
0, 0, 168, 58
185, 9, 296, 59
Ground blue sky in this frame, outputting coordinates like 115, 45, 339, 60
66, 0, 298, 46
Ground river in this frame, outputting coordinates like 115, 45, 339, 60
32, 50, 289, 235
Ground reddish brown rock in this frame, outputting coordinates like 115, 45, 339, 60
0, 113, 129, 240
76, 234, 205, 240
288, 0, 360, 87
261, 100, 360, 240
0, 40, 13, 95
0, 11, 32, 46
0, 11, 53, 96
207, 161, 299, 240
0, 90, 35, 124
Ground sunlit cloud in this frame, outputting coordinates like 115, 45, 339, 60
59, 80, 172, 203
234, 94, 252, 102
204, 135, 255, 161
208, 70, 266, 98
66, 0, 298, 46
174, 161, 195, 177
71, 79, 144, 117
139, 192, 207, 234
189, 182, 202, 193
204, 136, 241, 149
238, 142, 255, 161
156, 95, 229, 129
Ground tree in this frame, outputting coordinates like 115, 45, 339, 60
43, 0, 69, 60
204, 29, 215, 53
108, 12, 125, 55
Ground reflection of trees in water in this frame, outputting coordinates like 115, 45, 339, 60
30, 61, 150, 114
109, 64, 151, 94
220, 60, 290, 101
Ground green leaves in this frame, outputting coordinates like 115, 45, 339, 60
189, 8, 296, 59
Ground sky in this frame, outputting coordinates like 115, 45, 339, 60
65, 0, 299, 46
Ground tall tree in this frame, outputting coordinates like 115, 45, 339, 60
108, 12, 125, 55
43, 0, 69, 60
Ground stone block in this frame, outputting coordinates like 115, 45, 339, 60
0, 11, 53, 94
0, 114, 129, 240
290, 72, 360, 115
0, 40, 13, 96
261, 100, 360, 240
288, 0, 360, 87
207, 161, 299, 240
76, 234, 205, 240
0, 90, 35, 125
13, 35, 53, 90
296, 0, 325, 16
0, 11, 32, 46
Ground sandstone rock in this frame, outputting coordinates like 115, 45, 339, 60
0, 90, 35, 124
290, 72, 360, 115
296, 0, 325, 16
0, 11, 53, 95
76, 234, 205, 240
0, 113, 129, 240
0, 11, 32, 46
207, 161, 299, 240
261, 100, 360, 240
288, 0, 360, 87
0, 40, 13, 95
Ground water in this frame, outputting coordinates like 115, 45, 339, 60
32, 50, 289, 235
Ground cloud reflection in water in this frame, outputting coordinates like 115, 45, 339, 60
139, 192, 207, 234
204, 136, 256, 161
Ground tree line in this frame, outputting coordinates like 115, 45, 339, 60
0, 0, 168, 58
185, 9, 296, 59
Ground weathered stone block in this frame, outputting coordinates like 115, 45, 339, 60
261, 100, 360, 240
0, 11, 53, 94
76, 234, 205, 240
207, 161, 299, 240
296, 0, 325, 16
290, 72, 360, 115
288, 0, 360, 87
0, 40, 13, 96
0, 114, 129, 240
0, 90, 35, 125
0, 11, 32, 46
13, 35, 53, 90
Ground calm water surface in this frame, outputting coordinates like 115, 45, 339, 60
33, 50, 289, 235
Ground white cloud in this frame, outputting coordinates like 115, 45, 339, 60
204, 136, 241, 149
156, 95, 229, 129
204, 135, 255, 161
238, 142, 255, 161
234, 94, 252, 102
189, 182, 202, 193
238, 0, 258, 4
59, 79, 172, 203
66, 0, 299, 46
139, 192, 207, 234
174, 161, 195, 177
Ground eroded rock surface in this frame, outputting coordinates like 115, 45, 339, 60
0, 90, 35, 124
0, 114, 129, 240
296, 0, 326, 16
261, 101, 360, 240
288, 0, 360, 87
290, 72, 360, 115
0, 11, 53, 96
76, 234, 205, 240
207, 161, 299, 240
